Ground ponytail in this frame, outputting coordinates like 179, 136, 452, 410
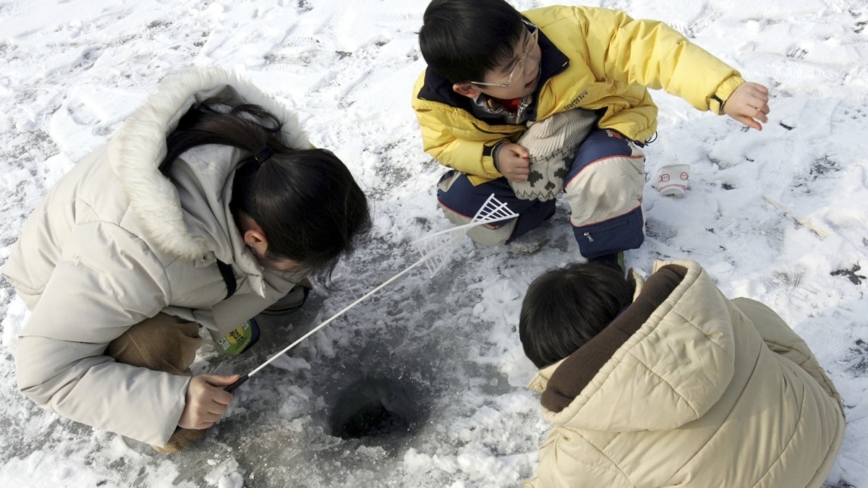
161, 104, 372, 282
160, 104, 282, 174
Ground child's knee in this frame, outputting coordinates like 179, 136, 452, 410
571, 206, 645, 258
564, 138, 645, 228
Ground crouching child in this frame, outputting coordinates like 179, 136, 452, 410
518, 260, 845, 487
413, 0, 771, 272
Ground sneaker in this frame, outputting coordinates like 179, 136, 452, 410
588, 252, 625, 274
260, 280, 312, 316
217, 317, 261, 355
508, 233, 549, 256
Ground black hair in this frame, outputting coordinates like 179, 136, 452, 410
519, 263, 633, 369
161, 104, 372, 283
418, 0, 525, 83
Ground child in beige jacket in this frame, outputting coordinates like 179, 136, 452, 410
519, 260, 845, 487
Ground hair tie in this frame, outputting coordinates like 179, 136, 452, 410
253, 146, 275, 164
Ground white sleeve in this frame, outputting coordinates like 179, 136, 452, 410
15, 222, 190, 446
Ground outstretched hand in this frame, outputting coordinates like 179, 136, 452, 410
724, 82, 770, 130
178, 374, 239, 430
497, 143, 531, 182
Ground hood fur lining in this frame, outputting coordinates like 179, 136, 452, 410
107, 67, 312, 260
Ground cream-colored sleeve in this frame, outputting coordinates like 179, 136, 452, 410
15, 221, 188, 447
534, 427, 634, 488
732, 297, 841, 402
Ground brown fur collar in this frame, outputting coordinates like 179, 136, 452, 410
541, 265, 688, 413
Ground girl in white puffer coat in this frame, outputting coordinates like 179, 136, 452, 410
2, 67, 371, 452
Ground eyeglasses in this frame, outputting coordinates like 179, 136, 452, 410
470, 20, 539, 88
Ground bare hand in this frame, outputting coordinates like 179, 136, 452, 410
178, 374, 239, 430
497, 143, 531, 182
724, 82, 770, 131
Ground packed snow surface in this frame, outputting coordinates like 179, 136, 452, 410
1, 0, 867, 487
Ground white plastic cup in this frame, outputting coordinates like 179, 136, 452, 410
656, 164, 690, 197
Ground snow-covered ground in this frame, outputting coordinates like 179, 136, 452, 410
0, 0, 866, 486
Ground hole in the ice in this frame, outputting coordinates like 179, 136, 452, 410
329, 378, 418, 439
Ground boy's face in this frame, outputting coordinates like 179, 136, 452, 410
453, 23, 542, 101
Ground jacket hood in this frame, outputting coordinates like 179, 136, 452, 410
528, 260, 737, 431
107, 66, 313, 262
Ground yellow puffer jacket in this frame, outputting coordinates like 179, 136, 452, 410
412, 6, 745, 185
525, 261, 845, 488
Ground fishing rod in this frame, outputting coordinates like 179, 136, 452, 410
224, 255, 430, 392
224, 194, 517, 393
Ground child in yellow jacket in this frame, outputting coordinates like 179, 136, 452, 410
412, 0, 770, 270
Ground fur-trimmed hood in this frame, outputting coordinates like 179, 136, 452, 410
107, 66, 313, 261
3, 67, 315, 448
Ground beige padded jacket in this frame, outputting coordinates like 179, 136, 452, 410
2, 67, 311, 446
525, 260, 845, 488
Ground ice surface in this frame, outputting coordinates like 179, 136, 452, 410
0, 0, 867, 486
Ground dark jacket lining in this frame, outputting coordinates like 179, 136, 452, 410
542, 265, 688, 413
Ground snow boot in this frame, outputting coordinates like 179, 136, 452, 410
153, 427, 208, 454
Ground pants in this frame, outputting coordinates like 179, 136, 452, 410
106, 313, 202, 376
106, 313, 205, 452
437, 129, 646, 258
